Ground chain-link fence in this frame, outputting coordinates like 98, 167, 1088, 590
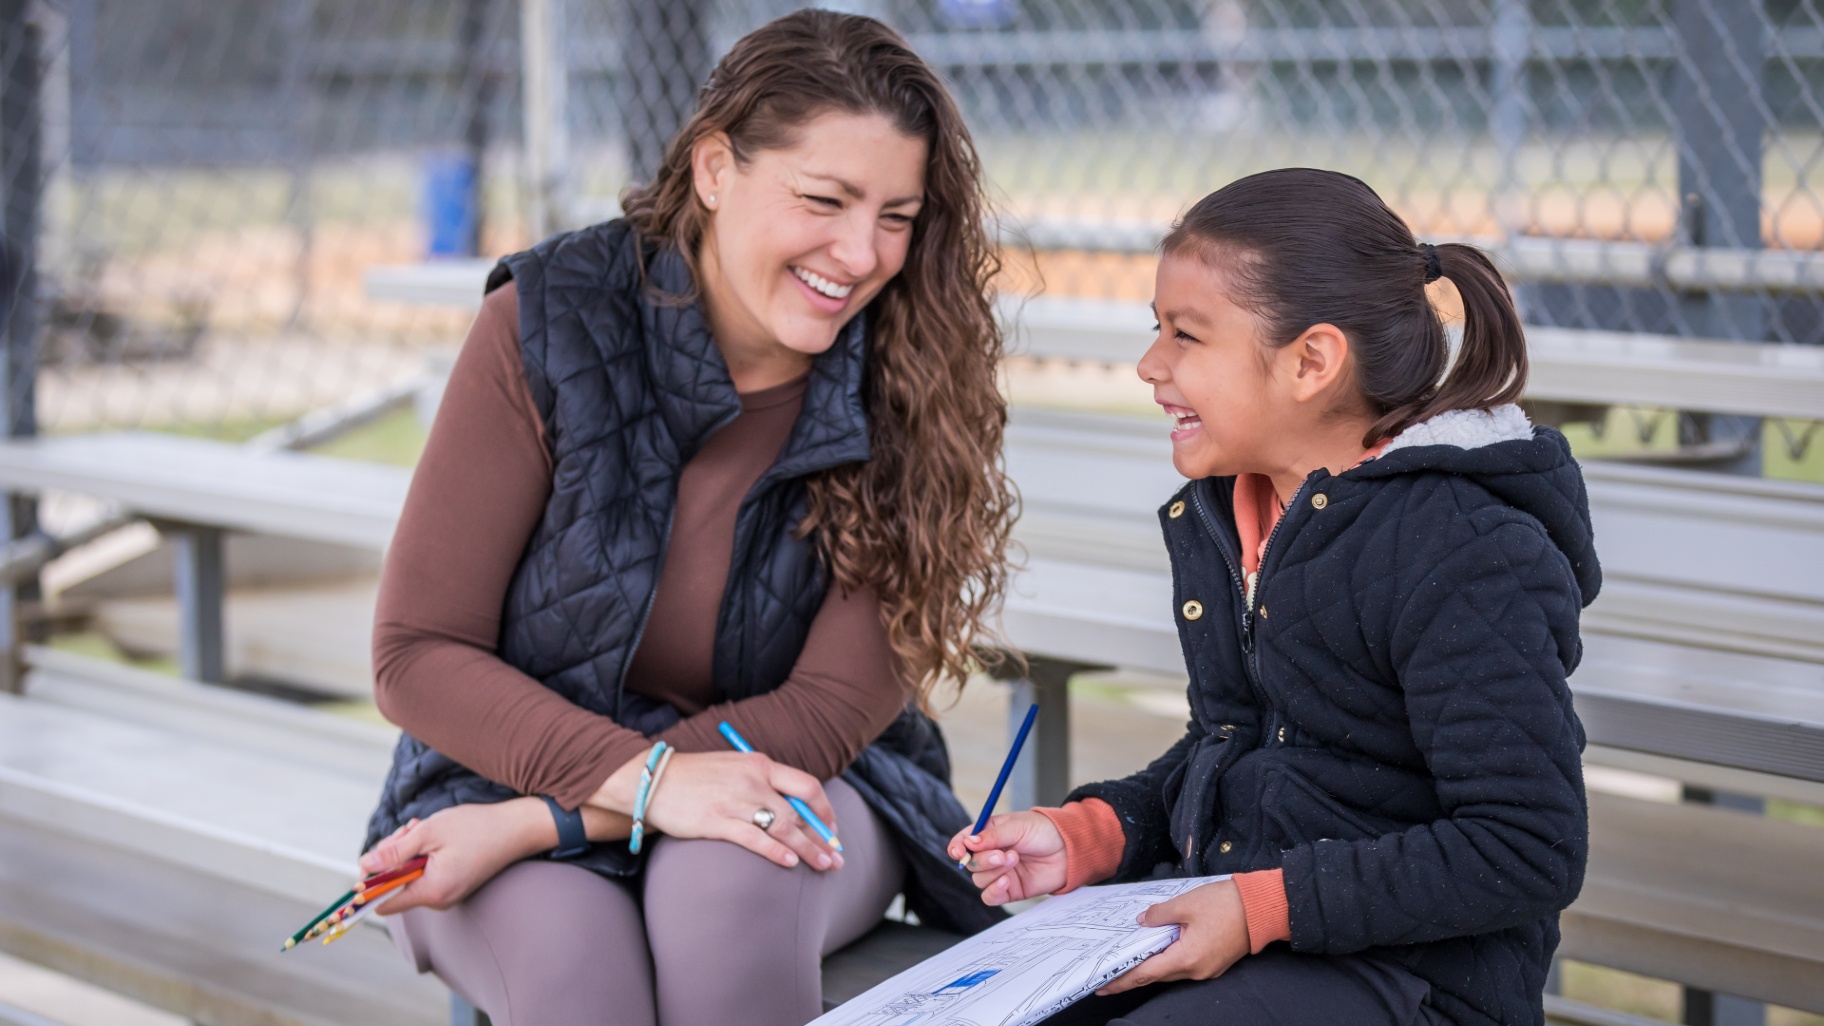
4, 0, 1824, 450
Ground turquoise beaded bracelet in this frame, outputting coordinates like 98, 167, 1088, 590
628, 741, 671, 854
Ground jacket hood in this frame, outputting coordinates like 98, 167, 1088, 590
1350, 404, 1602, 606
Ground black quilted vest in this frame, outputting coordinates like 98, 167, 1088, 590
366, 220, 1001, 934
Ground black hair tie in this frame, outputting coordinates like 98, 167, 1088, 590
1420, 243, 1442, 284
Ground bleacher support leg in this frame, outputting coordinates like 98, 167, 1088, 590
0, 0, 43, 696
1679, 785, 1766, 1026
996, 656, 1102, 811
170, 525, 225, 684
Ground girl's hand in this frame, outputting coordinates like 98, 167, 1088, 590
592, 750, 845, 872
1095, 878, 1251, 995
946, 811, 1069, 904
358, 798, 554, 914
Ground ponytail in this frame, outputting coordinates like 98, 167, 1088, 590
1162, 169, 1530, 447
1367, 242, 1528, 443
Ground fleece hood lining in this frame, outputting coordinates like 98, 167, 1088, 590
1378, 404, 1534, 456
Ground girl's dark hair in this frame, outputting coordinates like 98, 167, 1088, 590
621, 9, 1015, 701
1162, 168, 1527, 445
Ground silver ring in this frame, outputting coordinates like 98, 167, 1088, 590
752, 808, 776, 831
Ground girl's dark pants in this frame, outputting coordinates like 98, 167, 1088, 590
1041, 947, 1448, 1026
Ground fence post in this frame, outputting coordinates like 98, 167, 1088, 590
0, 0, 42, 695
621, 0, 711, 184
1671, 0, 1767, 475
521, 0, 570, 239
459, 0, 496, 255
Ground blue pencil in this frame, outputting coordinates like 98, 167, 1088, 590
717, 721, 845, 853
959, 702, 1039, 870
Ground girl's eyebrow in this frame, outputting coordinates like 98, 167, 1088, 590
1153, 302, 1210, 328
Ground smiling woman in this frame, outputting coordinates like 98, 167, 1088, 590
352, 11, 1015, 1026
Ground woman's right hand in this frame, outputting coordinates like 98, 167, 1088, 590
948, 811, 1069, 905
590, 750, 844, 872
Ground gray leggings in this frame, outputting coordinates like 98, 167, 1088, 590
387, 779, 904, 1026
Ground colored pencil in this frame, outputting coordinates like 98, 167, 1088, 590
959, 702, 1038, 870
358, 855, 428, 891
321, 892, 395, 945
282, 888, 356, 951
717, 721, 844, 853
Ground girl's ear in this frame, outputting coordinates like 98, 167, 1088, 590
691, 132, 735, 209
1285, 322, 1351, 405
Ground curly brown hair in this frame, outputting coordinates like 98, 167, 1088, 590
620, 9, 1016, 701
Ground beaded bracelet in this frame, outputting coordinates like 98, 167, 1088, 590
629, 741, 671, 854
645, 745, 676, 817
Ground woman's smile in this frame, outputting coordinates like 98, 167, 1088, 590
789, 264, 856, 312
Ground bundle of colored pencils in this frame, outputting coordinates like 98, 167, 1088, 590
281, 855, 427, 951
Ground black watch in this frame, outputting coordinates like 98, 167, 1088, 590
540, 795, 589, 859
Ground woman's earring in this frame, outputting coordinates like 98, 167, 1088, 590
707, 194, 716, 208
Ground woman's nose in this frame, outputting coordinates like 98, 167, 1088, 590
828, 215, 880, 280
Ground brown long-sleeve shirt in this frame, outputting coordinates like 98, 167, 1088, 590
372, 286, 910, 809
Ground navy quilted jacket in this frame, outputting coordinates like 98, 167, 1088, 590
367, 220, 1002, 934
1073, 411, 1598, 1026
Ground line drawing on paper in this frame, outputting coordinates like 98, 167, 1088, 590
813, 876, 1227, 1026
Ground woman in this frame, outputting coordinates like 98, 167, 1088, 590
357, 11, 1015, 1025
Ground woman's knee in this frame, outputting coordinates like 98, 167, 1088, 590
407, 860, 655, 1026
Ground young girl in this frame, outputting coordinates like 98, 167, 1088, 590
951, 169, 1597, 1026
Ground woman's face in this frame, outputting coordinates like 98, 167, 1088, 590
694, 111, 927, 366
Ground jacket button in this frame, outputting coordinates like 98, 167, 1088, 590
1277, 726, 1287, 743
1218, 840, 1233, 854
1221, 724, 1236, 731
1311, 493, 1329, 510
1258, 605, 1267, 619
1168, 500, 1185, 518
1182, 600, 1203, 621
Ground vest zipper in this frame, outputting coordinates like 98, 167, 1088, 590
615, 500, 678, 721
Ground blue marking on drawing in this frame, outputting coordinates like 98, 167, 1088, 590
934, 969, 1000, 994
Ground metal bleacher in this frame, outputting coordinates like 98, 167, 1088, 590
0, 281, 1820, 1024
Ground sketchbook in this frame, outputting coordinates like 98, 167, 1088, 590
812, 875, 1228, 1026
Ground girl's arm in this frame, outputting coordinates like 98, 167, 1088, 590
1064, 725, 1201, 881
1282, 519, 1588, 954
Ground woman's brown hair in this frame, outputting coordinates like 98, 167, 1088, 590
1162, 168, 1528, 445
620, 9, 1015, 700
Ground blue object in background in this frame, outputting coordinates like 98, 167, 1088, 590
939, 0, 1017, 29
423, 153, 478, 258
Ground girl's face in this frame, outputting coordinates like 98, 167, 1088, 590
694, 111, 927, 364
1139, 254, 1285, 480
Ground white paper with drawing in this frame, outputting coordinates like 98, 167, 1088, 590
811, 876, 1228, 1026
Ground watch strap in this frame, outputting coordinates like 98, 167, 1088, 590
541, 795, 589, 859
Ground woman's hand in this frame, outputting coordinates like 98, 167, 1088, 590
946, 811, 1069, 905
358, 798, 553, 914
590, 750, 845, 872
1095, 879, 1251, 996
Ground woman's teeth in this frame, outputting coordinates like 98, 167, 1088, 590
1171, 410, 1201, 429
793, 266, 853, 300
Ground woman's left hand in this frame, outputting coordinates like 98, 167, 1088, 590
358, 798, 553, 914
1095, 878, 1252, 996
